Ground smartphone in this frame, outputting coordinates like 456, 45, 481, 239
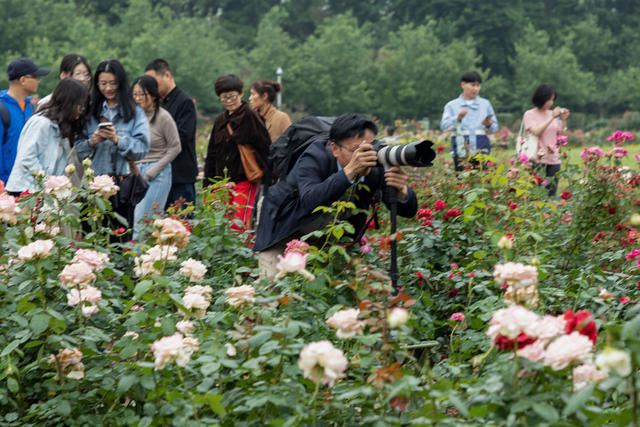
98, 122, 113, 129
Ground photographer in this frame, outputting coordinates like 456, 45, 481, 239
254, 113, 418, 279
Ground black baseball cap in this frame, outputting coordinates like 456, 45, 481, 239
7, 57, 50, 81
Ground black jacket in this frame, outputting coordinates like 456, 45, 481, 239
162, 86, 198, 184
254, 138, 418, 252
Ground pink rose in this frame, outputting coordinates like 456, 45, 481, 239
150, 333, 199, 370
284, 239, 310, 255
516, 339, 546, 362
543, 332, 593, 370
72, 249, 109, 272
89, 175, 119, 198
572, 364, 607, 391
152, 218, 190, 248
44, 175, 72, 199
58, 261, 96, 288
224, 285, 255, 309
17, 239, 54, 261
275, 252, 315, 280
493, 262, 537, 289
179, 258, 207, 282
387, 307, 410, 328
0, 195, 18, 224
326, 308, 365, 339
298, 340, 348, 387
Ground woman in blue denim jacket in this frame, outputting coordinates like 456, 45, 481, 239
6, 79, 89, 193
75, 60, 149, 234
75, 59, 149, 178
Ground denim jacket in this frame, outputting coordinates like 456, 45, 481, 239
75, 104, 150, 176
5, 114, 71, 192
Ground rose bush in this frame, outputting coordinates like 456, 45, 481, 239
0, 131, 638, 426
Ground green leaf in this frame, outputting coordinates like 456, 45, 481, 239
134, 280, 154, 298
247, 331, 272, 348
532, 402, 559, 422
16, 296, 36, 313
161, 318, 176, 336
55, 400, 71, 417
120, 344, 138, 359
29, 314, 50, 335
563, 383, 594, 416
449, 394, 469, 417
117, 374, 137, 395
7, 377, 19, 394
206, 393, 226, 417
1, 340, 21, 357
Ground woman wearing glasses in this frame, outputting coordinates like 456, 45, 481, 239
75, 59, 150, 230
203, 74, 271, 231
130, 75, 181, 240
37, 54, 92, 111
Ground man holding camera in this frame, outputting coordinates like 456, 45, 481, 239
254, 113, 418, 279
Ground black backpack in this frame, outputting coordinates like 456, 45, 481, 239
266, 115, 334, 185
0, 100, 10, 145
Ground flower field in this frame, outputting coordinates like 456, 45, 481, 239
1, 128, 639, 425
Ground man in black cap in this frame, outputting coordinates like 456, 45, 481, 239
0, 57, 50, 184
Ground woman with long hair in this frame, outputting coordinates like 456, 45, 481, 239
6, 78, 89, 192
249, 79, 291, 142
203, 74, 271, 231
37, 54, 92, 111
523, 83, 570, 197
75, 59, 150, 228
130, 75, 181, 239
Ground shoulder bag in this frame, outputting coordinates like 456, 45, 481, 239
227, 122, 264, 183
516, 116, 538, 160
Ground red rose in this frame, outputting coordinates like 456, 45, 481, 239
620, 296, 630, 305
561, 191, 571, 200
564, 309, 597, 344
494, 333, 536, 351
443, 209, 461, 220
436, 145, 445, 153
609, 207, 616, 214
434, 200, 447, 210
114, 227, 126, 235
447, 289, 459, 297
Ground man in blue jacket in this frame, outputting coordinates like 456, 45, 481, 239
0, 57, 50, 184
254, 113, 418, 278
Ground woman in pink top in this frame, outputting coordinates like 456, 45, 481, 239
523, 83, 570, 197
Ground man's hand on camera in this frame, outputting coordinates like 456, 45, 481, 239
343, 142, 377, 181
384, 167, 409, 201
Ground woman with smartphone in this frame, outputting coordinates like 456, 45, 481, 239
523, 83, 570, 197
6, 79, 89, 193
75, 59, 150, 230
130, 75, 181, 240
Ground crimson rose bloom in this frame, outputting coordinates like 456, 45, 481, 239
444, 209, 461, 220
494, 332, 537, 351
561, 191, 571, 200
434, 200, 447, 210
564, 309, 597, 344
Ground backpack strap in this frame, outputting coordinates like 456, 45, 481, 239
0, 100, 11, 145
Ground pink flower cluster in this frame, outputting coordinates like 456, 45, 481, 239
72, 249, 109, 272
580, 146, 604, 161
326, 308, 365, 339
612, 147, 628, 158
493, 263, 537, 289
59, 261, 97, 288
50, 347, 84, 380
298, 340, 348, 387
487, 305, 599, 371
606, 130, 633, 142
66, 285, 102, 317
150, 332, 199, 370
285, 239, 310, 255
556, 135, 569, 147
572, 364, 608, 391
133, 245, 178, 277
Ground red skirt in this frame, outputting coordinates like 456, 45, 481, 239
229, 180, 259, 232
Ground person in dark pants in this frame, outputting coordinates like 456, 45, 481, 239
145, 59, 197, 211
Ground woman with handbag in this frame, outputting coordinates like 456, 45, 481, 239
523, 83, 570, 197
131, 75, 181, 240
203, 74, 271, 231
249, 79, 291, 142
6, 78, 89, 193
75, 59, 150, 234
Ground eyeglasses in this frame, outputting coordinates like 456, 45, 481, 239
219, 93, 240, 103
132, 92, 148, 99
338, 144, 359, 153
98, 81, 118, 89
72, 71, 91, 79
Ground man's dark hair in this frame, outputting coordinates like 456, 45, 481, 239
91, 59, 136, 122
214, 74, 243, 96
461, 70, 482, 83
40, 78, 89, 144
532, 83, 557, 108
59, 54, 91, 77
145, 58, 172, 75
329, 113, 378, 145
132, 75, 161, 123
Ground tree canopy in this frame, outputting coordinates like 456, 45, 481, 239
1, 0, 639, 123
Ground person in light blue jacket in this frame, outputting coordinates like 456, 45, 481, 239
6, 79, 89, 193
75, 59, 149, 178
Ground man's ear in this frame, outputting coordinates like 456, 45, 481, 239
329, 141, 340, 158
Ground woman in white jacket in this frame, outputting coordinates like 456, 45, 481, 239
6, 79, 89, 193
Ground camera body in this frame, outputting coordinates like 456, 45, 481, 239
559, 108, 566, 115
370, 139, 436, 169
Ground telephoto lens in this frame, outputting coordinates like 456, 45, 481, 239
372, 139, 436, 169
